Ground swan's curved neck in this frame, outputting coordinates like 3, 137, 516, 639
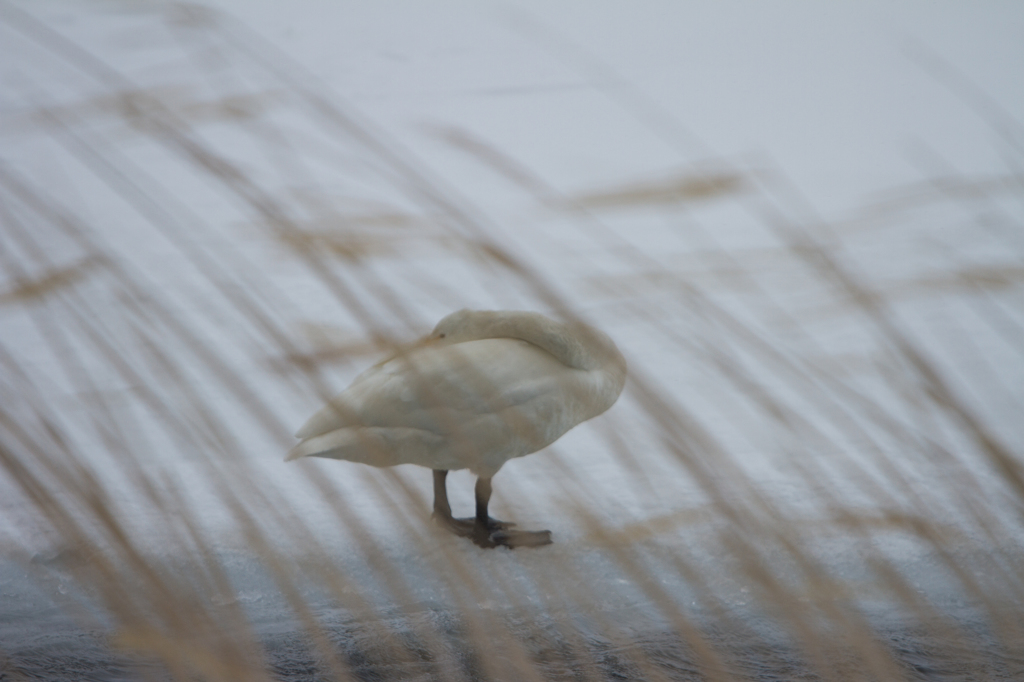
471, 311, 624, 373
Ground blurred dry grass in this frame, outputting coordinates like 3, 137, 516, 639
1, 3, 1023, 681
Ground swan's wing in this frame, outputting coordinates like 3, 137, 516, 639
294, 338, 572, 440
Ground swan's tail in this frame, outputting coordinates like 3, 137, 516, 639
284, 441, 316, 461
286, 428, 373, 462
285, 426, 445, 468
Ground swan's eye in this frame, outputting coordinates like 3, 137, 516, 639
439, 333, 446, 339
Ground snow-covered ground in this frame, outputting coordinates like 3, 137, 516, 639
2, 2, 1023, 679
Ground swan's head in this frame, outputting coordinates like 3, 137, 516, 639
428, 309, 624, 375
429, 308, 488, 344
429, 309, 547, 345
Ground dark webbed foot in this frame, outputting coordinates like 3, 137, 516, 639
431, 470, 552, 549
432, 512, 550, 548
431, 512, 515, 535
475, 526, 553, 549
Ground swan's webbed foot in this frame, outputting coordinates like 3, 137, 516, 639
476, 526, 553, 549
431, 512, 515, 535
431, 470, 552, 549
431, 512, 551, 549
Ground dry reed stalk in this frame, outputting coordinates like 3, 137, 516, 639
1, 3, 1022, 681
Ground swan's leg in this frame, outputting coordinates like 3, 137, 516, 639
474, 476, 492, 524
471, 476, 552, 549
432, 469, 453, 519
431, 470, 477, 535
429, 469, 519, 539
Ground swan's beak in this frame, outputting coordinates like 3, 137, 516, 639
409, 333, 445, 349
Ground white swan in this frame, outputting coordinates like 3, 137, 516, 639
287, 309, 627, 548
